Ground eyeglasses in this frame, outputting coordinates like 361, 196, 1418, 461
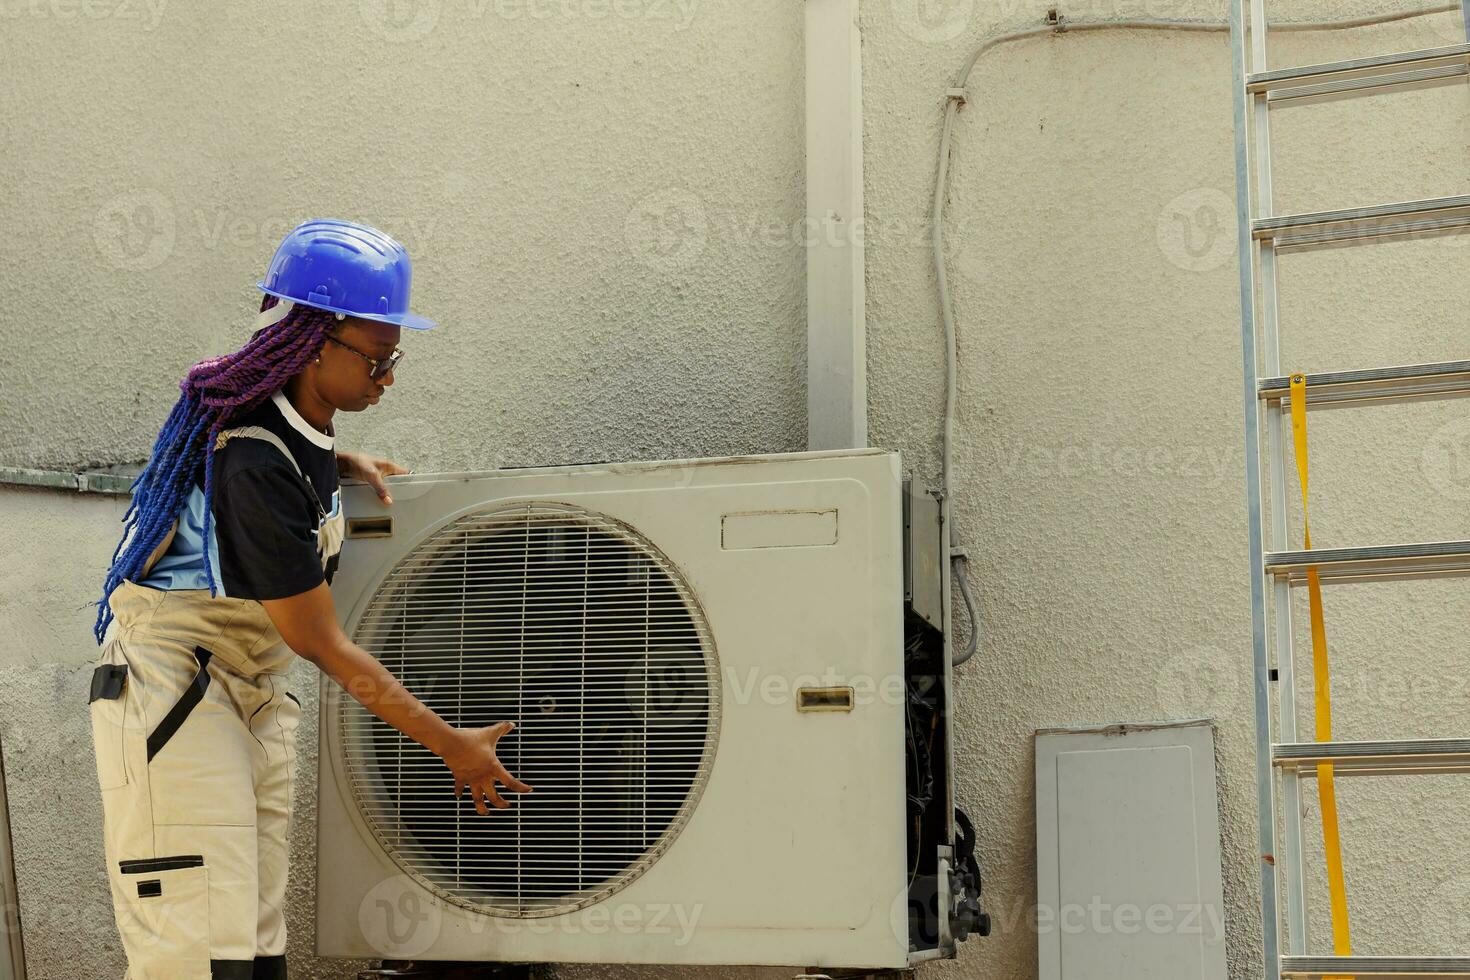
325, 334, 404, 380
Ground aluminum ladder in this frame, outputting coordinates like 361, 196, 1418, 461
1228, 1, 1470, 978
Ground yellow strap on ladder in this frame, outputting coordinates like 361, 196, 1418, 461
1289, 374, 1353, 978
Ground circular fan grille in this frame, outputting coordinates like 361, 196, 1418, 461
339, 501, 720, 917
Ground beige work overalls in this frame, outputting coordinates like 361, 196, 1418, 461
87, 426, 345, 980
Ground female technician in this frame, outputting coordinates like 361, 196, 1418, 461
86, 219, 532, 979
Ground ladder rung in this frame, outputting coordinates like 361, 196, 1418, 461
1258, 361, 1470, 408
1268, 64, 1467, 105
1258, 63, 1464, 106
1273, 739, 1470, 776
1282, 956, 1470, 977
1265, 540, 1470, 584
1253, 195, 1470, 248
1248, 42, 1470, 97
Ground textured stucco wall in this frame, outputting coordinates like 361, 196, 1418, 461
2, 0, 1467, 978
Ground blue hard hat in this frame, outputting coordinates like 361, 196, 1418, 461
257, 218, 436, 330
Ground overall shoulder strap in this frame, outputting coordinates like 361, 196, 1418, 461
215, 426, 302, 476
215, 426, 326, 519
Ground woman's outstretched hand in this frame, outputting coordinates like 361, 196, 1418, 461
440, 721, 534, 815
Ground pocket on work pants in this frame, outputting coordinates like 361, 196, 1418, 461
114, 855, 210, 978
88, 641, 133, 791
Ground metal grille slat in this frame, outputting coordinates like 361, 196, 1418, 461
356, 625, 706, 638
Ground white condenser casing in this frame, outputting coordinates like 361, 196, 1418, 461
315, 447, 933, 969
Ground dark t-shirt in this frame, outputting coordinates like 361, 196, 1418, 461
212, 391, 342, 599
139, 390, 342, 600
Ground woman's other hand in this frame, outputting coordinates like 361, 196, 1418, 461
336, 451, 410, 506
441, 721, 534, 815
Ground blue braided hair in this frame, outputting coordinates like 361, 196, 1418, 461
93, 295, 338, 643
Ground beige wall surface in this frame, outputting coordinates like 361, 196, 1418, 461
1, 1, 1466, 978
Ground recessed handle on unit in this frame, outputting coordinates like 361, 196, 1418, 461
346, 516, 394, 539
796, 686, 855, 712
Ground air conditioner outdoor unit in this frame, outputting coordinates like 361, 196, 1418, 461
316, 446, 973, 970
